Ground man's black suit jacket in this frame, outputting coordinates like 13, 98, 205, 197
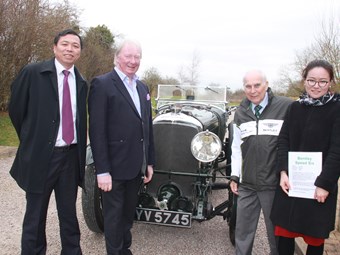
88, 69, 155, 180
9, 58, 88, 193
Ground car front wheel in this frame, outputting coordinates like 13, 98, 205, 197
82, 164, 104, 233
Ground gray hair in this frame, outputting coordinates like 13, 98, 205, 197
242, 69, 267, 85
114, 39, 142, 65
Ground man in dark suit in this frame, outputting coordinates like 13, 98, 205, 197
88, 39, 155, 255
9, 29, 88, 255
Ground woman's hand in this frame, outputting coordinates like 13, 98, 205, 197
314, 187, 329, 203
280, 171, 290, 195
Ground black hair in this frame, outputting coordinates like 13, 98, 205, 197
302, 59, 334, 81
53, 29, 83, 49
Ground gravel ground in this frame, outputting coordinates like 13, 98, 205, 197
0, 155, 271, 255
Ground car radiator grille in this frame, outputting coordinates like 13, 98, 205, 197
148, 123, 200, 197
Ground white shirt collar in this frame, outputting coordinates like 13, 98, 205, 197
114, 67, 138, 83
54, 58, 75, 77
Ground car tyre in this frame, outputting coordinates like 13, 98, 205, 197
225, 122, 234, 176
228, 193, 237, 246
82, 164, 104, 233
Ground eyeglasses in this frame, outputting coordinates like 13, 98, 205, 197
305, 79, 329, 88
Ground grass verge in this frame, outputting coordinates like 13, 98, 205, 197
0, 112, 18, 146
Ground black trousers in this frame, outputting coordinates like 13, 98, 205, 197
21, 146, 82, 255
278, 236, 324, 255
102, 174, 142, 255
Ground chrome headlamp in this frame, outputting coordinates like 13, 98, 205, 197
190, 130, 222, 162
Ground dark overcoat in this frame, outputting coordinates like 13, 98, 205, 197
88, 69, 155, 179
9, 58, 88, 193
271, 100, 340, 238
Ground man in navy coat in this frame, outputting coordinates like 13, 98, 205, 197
9, 29, 88, 254
88, 39, 155, 255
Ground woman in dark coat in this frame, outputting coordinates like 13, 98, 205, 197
270, 60, 340, 255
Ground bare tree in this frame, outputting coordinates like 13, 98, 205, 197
177, 66, 188, 84
162, 76, 180, 85
33, 0, 80, 61
274, 66, 303, 97
315, 19, 339, 84
0, 0, 39, 110
0, 0, 79, 111
229, 89, 245, 103
187, 50, 200, 85
295, 18, 339, 84
277, 14, 339, 95
177, 50, 201, 85
141, 67, 163, 97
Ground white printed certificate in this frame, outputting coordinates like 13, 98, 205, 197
288, 152, 322, 199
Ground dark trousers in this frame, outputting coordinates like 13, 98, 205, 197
21, 146, 82, 255
278, 237, 324, 255
102, 174, 142, 255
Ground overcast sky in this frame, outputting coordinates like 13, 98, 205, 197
70, 0, 339, 91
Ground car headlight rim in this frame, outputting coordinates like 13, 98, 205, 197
190, 130, 222, 163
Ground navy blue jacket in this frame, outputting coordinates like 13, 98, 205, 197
88, 69, 155, 180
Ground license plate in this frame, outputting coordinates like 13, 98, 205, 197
135, 207, 192, 228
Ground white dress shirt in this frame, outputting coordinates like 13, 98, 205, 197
54, 59, 77, 146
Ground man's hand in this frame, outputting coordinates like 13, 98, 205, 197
280, 171, 290, 195
143, 165, 153, 183
97, 174, 112, 192
230, 180, 239, 195
314, 187, 329, 203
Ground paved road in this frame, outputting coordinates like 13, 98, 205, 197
0, 155, 272, 255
